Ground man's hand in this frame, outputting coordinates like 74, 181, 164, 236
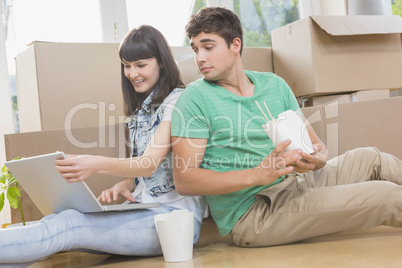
291, 143, 326, 173
251, 139, 302, 186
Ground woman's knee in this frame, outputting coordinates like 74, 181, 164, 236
58, 209, 83, 218
45, 209, 85, 227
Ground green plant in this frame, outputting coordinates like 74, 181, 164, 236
0, 157, 25, 226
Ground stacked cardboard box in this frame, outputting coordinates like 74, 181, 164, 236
303, 89, 390, 107
272, 15, 402, 160
15, 42, 125, 132
301, 97, 402, 160
271, 16, 402, 97
15, 43, 273, 132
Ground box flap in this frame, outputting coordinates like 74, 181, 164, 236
311, 15, 402, 36
26, 40, 57, 46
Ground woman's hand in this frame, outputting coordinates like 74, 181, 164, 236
98, 178, 136, 203
55, 154, 101, 183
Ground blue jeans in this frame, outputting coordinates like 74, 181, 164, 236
0, 206, 202, 267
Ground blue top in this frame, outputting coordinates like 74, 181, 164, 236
128, 88, 183, 197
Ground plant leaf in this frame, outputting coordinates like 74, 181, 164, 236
1, 165, 8, 175
4, 173, 12, 181
0, 192, 4, 212
0, 175, 5, 184
7, 187, 21, 198
7, 188, 19, 209
8, 177, 16, 185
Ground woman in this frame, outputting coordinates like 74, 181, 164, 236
0, 25, 206, 266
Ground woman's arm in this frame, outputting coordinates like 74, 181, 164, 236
55, 120, 172, 183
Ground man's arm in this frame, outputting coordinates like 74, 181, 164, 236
171, 136, 301, 196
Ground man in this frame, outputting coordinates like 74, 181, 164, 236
171, 7, 402, 247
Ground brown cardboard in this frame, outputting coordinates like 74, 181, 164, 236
4, 123, 130, 223
304, 89, 390, 107
350, 89, 390, 102
15, 41, 125, 132
304, 96, 402, 160
177, 57, 202, 85
15, 44, 198, 132
271, 16, 402, 97
304, 94, 351, 107
175, 47, 273, 85
242, 47, 273, 73
325, 96, 402, 160
301, 105, 327, 146
390, 88, 402, 97
15, 43, 274, 133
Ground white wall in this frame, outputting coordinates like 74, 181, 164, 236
348, 0, 393, 15
0, 3, 14, 225
207, 0, 234, 10
99, 0, 129, 43
300, 0, 347, 17
299, 0, 392, 18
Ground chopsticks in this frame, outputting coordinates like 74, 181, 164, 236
255, 101, 274, 122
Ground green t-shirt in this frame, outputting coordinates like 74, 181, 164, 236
171, 71, 301, 236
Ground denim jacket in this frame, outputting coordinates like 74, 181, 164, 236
128, 88, 183, 197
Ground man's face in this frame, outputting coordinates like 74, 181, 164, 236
190, 32, 235, 82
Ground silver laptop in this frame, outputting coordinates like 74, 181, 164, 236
5, 152, 160, 215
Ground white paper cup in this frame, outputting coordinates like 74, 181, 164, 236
154, 209, 195, 262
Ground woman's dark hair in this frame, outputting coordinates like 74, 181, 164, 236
185, 7, 243, 54
119, 25, 185, 116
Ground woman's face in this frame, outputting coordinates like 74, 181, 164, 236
122, 57, 161, 95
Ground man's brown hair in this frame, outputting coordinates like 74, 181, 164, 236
186, 7, 243, 54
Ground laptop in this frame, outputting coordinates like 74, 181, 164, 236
5, 152, 160, 215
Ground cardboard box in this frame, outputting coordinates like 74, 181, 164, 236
301, 105, 327, 147
4, 123, 130, 223
271, 16, 402, 97
242, 47, 273, 73
304, 93, 351, 107
15, 41, 125, 132
327, 96, 402, 160
174, 47, 273, 85
391, 88, 402, 97
15, 43, 274, 132
302, 96, 402, 160
304, 89, 390, 107
350, 89, 390, 102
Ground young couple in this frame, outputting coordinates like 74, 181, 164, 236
1, 6, 402, 266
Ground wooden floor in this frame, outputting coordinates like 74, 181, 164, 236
28, 218, 402, 268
